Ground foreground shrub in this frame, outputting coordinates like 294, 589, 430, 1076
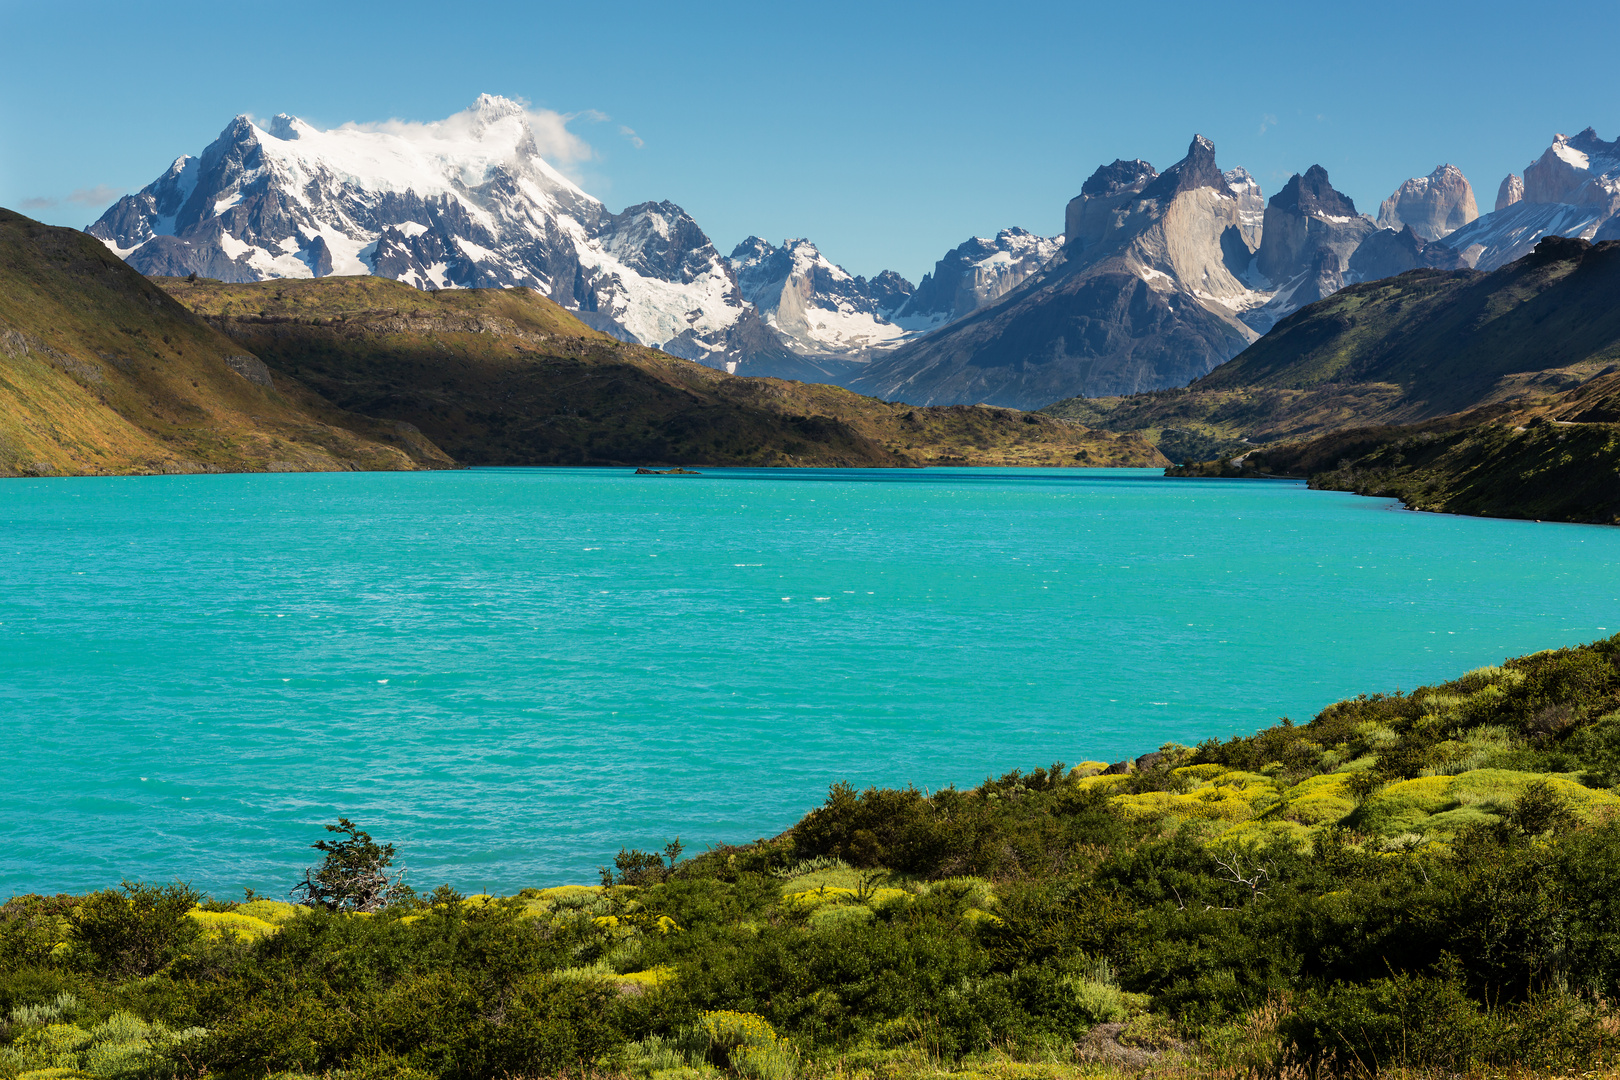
66, 882, 200, 979
1281, 957, 1617, 1075
0, 1008, 205, 1080
693, 1011, 797, 1080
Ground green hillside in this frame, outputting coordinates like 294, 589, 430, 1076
160, 275, 1164, 469
1173, 404, 1620, 525
0, 209, 453, 477
1197, 236, 1620, 414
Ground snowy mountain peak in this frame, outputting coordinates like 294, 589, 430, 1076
1223, 167, 1260, 196
87, 97, 748, 356
894, 227, 1062, 331
1442, 127, 1620, 271
266, 114, 302, 140
470, 93, 527, 121
724, 237, 914, 357
1524, 128, 1620, 207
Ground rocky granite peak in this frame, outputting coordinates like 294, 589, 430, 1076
1080, 159, 1157, 198
1255, 165, 1375, 288
1224, 167, 1265, 251
1496, 174, 1525, 212
1444, 128, 1620, 271
1376, 164, 1478, 241
1270, 165, 1361, 219
1524, 129, 1620, 206
1139, 134, 1231, 202
724, 237, 913, 358
894, 227, 1062, 330
862, 270, 915, 316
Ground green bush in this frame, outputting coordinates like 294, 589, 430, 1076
1281, 957, 1616, 1075
66, 883, 200, 979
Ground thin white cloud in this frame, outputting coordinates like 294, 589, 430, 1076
345, 97, 599, 168
20, 196, 56, 210
68, 184, 124, 207
619, 125, 645, 149
1258, 114, 1278, 136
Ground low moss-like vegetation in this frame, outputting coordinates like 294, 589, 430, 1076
11, 638, 1620, 1078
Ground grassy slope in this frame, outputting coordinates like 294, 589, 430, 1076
0, 209, 453, 477
1042, 237, 1620, 461
159, 275, 1166, 469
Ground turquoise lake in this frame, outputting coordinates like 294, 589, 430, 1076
2, 467, 1617, 898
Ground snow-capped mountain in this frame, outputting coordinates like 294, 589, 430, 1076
88, 98, 1620, 412
726, 237, 913, 357
89, 96, 751, 357
1441, 128, 1620, 270
890, 228, 1063, 332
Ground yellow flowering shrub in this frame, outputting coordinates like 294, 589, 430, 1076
187, 909, 281, 941
1273, 772, 1358, 825
1108, 768, 1278, 823
696, 1011, 797, 1080
1354, 769, 1620, 838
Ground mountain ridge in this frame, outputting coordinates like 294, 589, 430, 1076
152, 273, 1167, 470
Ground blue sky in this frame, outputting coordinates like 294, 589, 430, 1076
3, 0, 1616, 283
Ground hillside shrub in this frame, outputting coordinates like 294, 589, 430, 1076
66, 883, 200, 979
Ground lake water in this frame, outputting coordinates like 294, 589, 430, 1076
2, 467, 1617, 898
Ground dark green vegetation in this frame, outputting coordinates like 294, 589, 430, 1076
1043, 237, 1620, 462
11, 638, 1620, 1078
0, 208, 453, 476
1171, 412, 1620, 524
157, 275, 1164, 470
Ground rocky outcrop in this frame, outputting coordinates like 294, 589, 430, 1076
1376, 164, 1477, 240
1255, 165, 1377, 286
223, 355, 274, 388
1496, 173, 1524, 212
